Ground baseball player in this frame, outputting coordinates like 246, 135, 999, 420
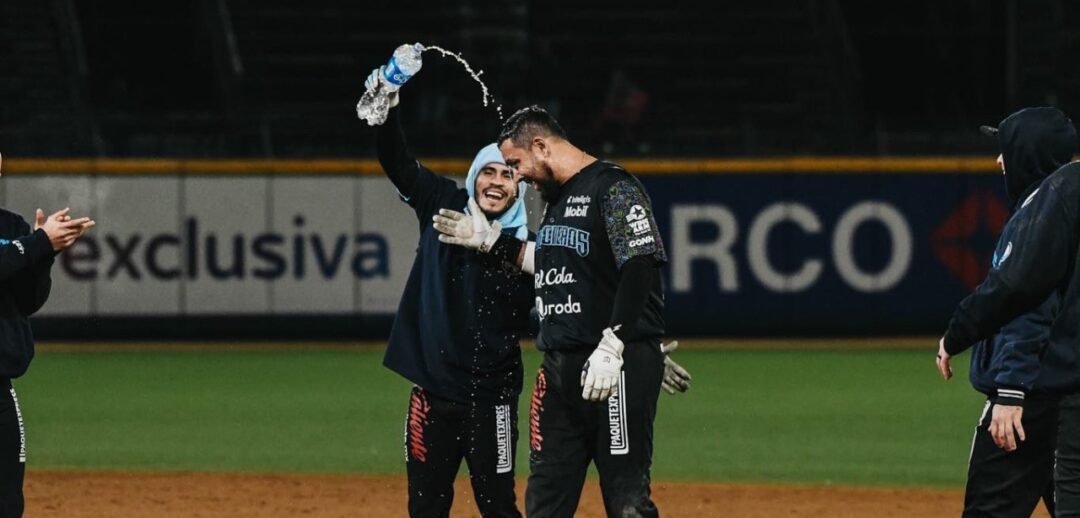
936, 107, 1076, 517
936, 108, 1080, 516
433, 105, 671, 517
0, 152, 95, 517
369, 68, 534, 517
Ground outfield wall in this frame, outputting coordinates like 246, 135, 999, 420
3, 158, 1005, 339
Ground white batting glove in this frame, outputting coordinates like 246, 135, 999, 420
364, 66, 400, 108
581, 327, 625, 401
432, 198, 502, 252
660, 340, 691, 395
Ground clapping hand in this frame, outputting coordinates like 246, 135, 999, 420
36, 207, 95, 251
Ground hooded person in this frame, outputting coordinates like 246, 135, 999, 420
942, 106, 1077, 518
982, 106, 1078, 209
372, 76, 535, 517
464, 143, 530, 241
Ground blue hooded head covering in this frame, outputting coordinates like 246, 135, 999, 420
465, 143, 529, 240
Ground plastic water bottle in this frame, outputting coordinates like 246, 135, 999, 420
356, 43, 424, 126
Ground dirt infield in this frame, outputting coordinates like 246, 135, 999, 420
23, 470, 1052, 517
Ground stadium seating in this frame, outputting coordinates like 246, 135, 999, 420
1, 0, 1077, 158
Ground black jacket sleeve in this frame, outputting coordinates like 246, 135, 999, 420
375, 107, 457, 223
10, 220, 54, 316
0, 226, 53, 284
487, 233, 528, 271
13, 255, 53, 316
609, 256, 659, 338
376, 108, 420, 198
944, 178, 1079, 354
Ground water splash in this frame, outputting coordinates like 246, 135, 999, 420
421, 45, 504, 122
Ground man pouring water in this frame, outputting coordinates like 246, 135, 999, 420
362, 47, 535, 518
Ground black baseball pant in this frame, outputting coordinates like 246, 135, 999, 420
0, 380, 25, 518
404, 386, 520, 518
525, 341, 664, 518
1056, 393, 1080, 517
963, 397, 1057, 517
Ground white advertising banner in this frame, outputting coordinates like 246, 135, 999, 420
4, 175, 429, 316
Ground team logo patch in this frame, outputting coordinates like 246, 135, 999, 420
625, 205, 652, 236
495, 404, 513, 474
536, 225, 590, 257
0, 239, 25, 255
608, 372, 629, 455
992, 242, 1012, 269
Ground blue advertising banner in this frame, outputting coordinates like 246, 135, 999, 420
641, 173, 1008, 335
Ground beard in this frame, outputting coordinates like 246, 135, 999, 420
536, 177, 561, 204
533, 161, 561, 204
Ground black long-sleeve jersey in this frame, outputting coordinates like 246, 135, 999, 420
532, 160, 666, 351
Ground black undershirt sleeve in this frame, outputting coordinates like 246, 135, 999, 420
488, 234, 526, 269
608, 255, 657, 337
375, 108, 420, 199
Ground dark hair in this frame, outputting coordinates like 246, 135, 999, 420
498, 105, 567, 148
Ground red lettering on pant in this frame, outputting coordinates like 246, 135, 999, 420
530, 369, 547, 452
408, 390, 431, 462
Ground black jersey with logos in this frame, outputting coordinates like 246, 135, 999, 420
533, 160, 666, 351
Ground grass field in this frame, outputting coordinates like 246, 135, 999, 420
17, 344, 985, 488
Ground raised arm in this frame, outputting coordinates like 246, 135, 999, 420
12, 208, 94, 315
376, 107, 421, 200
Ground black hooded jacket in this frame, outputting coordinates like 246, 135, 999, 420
944, 107, 1080, 400
376, 109, 535, 405
0, 209, 55, 379
1000, 107, 1078, 207
957, 107, 1077, 404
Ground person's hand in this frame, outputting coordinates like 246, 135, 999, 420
365, 66, 399, 108
936, 337, 952, 380
433, 198, 502, 253
990, 404, 1025, 452
581, 326, 625, 401
660, 340, 691, 394
39, 207, 95, 251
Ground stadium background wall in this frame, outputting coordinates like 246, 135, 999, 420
4, 157, 1005, 340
